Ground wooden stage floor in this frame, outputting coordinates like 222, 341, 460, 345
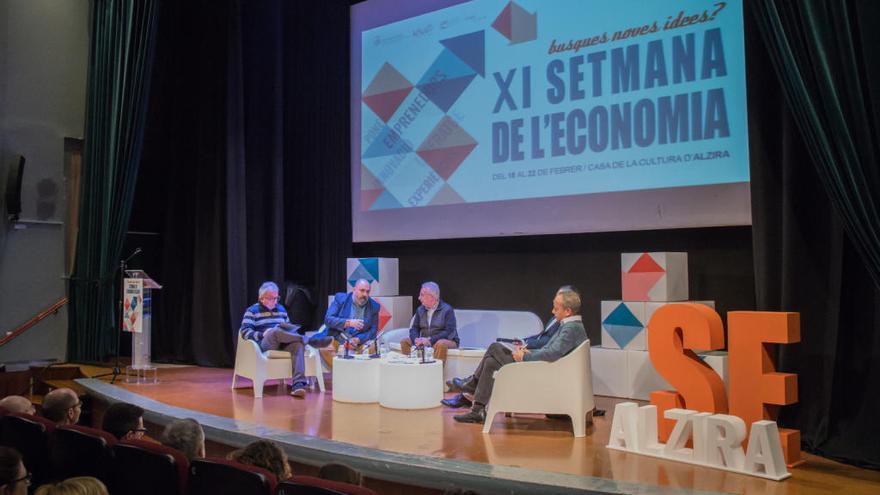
108, 365, 880, 495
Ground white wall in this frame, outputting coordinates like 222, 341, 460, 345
0, 0, 90, 364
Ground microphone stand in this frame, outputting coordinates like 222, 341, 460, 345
93, 248, 141, 383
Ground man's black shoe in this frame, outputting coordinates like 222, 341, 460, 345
445, 376, 475, 393
441, 393, 473, 409
453, 407, 486, 424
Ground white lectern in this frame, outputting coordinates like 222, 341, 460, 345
123, 270, 162, 384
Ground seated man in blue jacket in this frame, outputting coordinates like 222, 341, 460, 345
441, 285, 578, 409
313, 278, 381, 369
400, 281, 459, 363
450, 289, 587, 423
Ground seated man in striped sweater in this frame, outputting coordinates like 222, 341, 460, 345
240, 281, 310, 398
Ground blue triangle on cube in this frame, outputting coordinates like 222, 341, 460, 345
348, 264, 375, 288
358, 258, 380, 281
603, 324, 644, 349
603, 303, 643, 327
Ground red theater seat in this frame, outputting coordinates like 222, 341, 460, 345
50, 424, 116, 484
189, 457, 278, 495
278, 475, 379, 495
112, 439, 189, 495
0, 413, 54, 486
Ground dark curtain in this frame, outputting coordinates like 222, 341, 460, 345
68, 0, 159, 361
747, 1, 880, 468
135, 0, 351, 366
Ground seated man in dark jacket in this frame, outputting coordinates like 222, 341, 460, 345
449, 289, 587, 423
442, 285, 578, 409
400, 282, 458, 362
312, 278, 381, 369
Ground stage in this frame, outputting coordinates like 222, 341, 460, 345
71, 365, 880, 495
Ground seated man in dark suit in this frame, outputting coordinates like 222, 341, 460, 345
312, 278, 381, 369
400, 282, 458, 363
442, 285, 578, 409
450, 289, 587, 423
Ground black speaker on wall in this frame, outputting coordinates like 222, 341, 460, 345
5, 155, 25, 221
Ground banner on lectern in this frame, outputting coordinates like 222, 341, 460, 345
123, 278, 144, 333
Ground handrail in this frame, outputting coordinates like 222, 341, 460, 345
0, 297, 69, 348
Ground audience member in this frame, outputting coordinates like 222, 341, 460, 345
0, 396, 35, 416
0, 446, 29, 495
101, 403, 145, 441
41, 388, 81, 425
228, 440, 292, 481
161, 418, 205, 459
34, 477, 108, 495
317, 462, 362, 486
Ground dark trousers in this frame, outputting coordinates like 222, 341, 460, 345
473, 342, 515, 406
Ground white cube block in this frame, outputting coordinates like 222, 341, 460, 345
621, 252, 688, 301
346, 258, 399, 296
626, 349, 673, 401
591, 347, 631, 398
600, 300, 647, 351
328, 295, 412, 335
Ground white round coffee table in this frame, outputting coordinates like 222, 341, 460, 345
379, 359, 443, 409
332, 357, 380, 403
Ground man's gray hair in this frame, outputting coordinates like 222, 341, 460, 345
557, 285, 579, 295
258, 281, 279, 299
421, 281, 440, 297
162, 418, 205, 460
42, 388, 78, 422
558, 290, 582, 315
354, 278, 371, 289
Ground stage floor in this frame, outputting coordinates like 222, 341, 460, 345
101, 365, 880, 495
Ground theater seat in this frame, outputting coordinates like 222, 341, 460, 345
278, 476, 378, 495
189, 458, 277, 495
0, 413, 54, 486
50, 424, 116, 484
112, 439, 189, 495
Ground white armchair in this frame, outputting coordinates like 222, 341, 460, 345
482, 340, 594, 437
231, 332, 325, 398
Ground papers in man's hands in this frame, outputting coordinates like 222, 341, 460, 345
278, 322, 301, 332
496, 337, 525, 353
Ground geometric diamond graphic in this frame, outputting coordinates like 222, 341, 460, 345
363, 125, 414, 159
417, 49, 478, 113
428, 183, 465, 206
602, 302, 644, 349
439, 31, 485, 77
369, 189, 404, 211
361, 166, 384, 211
348, 264, 375, 288
604, 324, 644, 349
417, 116, 477, 180
603, 302, 643, 327
628, 253, 665, 273
621, 272, 665, 301
377, 303, 392, 332
492, 1, 537, 45
363, 62, 413, 122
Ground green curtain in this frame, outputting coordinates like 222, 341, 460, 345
68, 0, 159, 362
752, 0, 880, 288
